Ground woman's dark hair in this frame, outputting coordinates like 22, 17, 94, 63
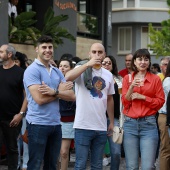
15, 51, 27, 69
164, 61, 170, 78
60, 53, 73, 60
131, 48, 151, 72
152, 63, 161, 72
105, 55, 119, 77
58, 58, 74, 69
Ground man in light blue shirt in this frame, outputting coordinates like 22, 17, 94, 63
24, 35, 75, 170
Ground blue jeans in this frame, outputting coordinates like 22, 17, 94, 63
74, 129, 107, 170
27, 123, 62, 170
123, 115, 158, 170
107, 118, 121, 170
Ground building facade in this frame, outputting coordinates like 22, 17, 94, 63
112, 0, 169, 70
0, 0, 112, 61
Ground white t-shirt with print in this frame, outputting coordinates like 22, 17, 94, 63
73, 67, 115, 131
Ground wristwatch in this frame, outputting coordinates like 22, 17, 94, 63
55, 90, 59, 95
20, 112, 25, 116
53, 89, 59, 96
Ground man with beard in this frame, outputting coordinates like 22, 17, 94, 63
0, 44, 27, 170
119, 53, 133, 78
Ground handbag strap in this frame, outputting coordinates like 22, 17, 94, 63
119, 108, 124, 128
119, 73, 132, 128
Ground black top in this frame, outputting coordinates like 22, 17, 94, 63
166, 91, 170, 126
59, 100, 76, 117
106, 82, 120, 119
0, 65, 24, 121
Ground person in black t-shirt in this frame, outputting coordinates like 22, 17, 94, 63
0, 44, 27, 170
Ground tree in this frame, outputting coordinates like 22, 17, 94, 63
9, 7, 75, 47
148, 0, 170, 57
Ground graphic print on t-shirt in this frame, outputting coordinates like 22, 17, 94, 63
90, 76, 106, 98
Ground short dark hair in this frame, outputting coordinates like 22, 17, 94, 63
15, 51, 27, 69
58, 58, 74, 69
131, 49, 151, 72
60, 53, 73, 60
152, 63, 161, 72
36, 35, 53, 46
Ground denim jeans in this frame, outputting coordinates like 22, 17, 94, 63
27, 123, 62, 170
123, 115, 158, 170
0, 120, 22, 170
107, 118, 121, 170
74, 129, 107, 170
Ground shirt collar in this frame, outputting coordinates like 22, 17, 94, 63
34, 58, 55, 69
132, 71, 152, 83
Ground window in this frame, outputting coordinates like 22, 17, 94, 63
141, 26, 161, 52
118, 27, 132, 54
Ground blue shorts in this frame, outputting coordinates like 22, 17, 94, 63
61, 122, 75, 139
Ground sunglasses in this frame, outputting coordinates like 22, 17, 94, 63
102, 61, 112, 66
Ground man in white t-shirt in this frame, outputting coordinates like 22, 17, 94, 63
65, 43, 114, 170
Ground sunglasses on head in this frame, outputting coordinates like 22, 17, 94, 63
102, 61, 112, 66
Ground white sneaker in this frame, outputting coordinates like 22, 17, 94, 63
103, 157, 109, 166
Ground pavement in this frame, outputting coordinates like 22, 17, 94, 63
0, 155, 160, 170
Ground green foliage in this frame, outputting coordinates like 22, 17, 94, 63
9, 7, 75, 48
82, 15, 98, 34
9, 11, 40, 44
41, 7, 75, 48
148, 0, 170, 57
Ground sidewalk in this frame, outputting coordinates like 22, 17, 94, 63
0, 156, 160, 170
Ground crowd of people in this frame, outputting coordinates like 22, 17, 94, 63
0, 34, 170, 170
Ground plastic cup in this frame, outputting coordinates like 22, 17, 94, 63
93, 64, 101, 69
118, 87, 122, 94
139, 76, 144, 86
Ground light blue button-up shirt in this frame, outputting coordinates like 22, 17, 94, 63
24, 59, 65, 125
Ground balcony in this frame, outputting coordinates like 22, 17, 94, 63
112, 0, 169, 24
77, 12, 99, 38
112, 0, 169, 10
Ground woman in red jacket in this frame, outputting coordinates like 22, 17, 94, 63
122, 49, 165, 169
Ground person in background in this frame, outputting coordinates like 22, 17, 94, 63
158, 61, 170, 170
102, 55, 122, 170
8, 0, 19, 24
0, 44, 27, 170
65, 43, 114, 170
119, 53, 133, 78
14, 51, 27, 69
122, 49, 165, 169
151, 63, 161, 74
166, 91, 170, 137
58, 58, 76, 170
23, 35, 75, 170
14, 51, 28, 170
25, 59, 33, 67
72, 56, 82, 67
157, 56, 170, 81
60, 53, 74, 60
